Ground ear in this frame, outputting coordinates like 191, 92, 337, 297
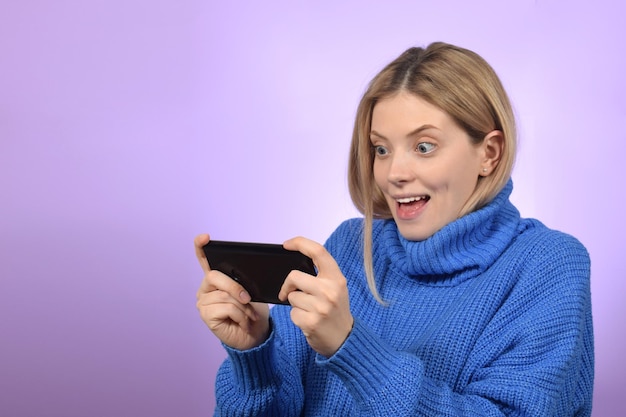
479, 130, 504, 177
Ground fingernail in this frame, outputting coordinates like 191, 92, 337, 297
239, 290, 251, 303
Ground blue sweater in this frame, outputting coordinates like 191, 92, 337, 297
214, 181, 594, 416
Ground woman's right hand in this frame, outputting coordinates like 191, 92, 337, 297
195, 234, 270, 350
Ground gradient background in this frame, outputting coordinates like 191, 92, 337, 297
1, 1, 624, 416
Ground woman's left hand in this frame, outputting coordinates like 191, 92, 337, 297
278, 237, 354, 358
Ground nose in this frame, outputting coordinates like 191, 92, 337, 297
387, 152, 416, 185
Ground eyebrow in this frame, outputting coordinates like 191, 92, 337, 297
369, 124, 439, 140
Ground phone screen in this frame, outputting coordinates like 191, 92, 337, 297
202, 240, 316, 305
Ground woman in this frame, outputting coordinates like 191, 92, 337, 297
195, 42, 594, 416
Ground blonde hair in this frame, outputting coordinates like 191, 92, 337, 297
348, 42, 517, 303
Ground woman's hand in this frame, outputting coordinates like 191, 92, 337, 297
278, 237, 354, 358
195, 234, 270, 351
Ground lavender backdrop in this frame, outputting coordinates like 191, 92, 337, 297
1, 1, 624, 415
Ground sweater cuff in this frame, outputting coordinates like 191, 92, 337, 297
222, 320, 280, 391
316, 318, 411, 403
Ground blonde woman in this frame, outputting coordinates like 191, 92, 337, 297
196, 42, 593, 416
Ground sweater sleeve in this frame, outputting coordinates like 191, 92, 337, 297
213, 306, 312, 417
464, 232, 594, 416
318, 230, 593, 416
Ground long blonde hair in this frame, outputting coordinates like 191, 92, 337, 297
347, 42, 517, 303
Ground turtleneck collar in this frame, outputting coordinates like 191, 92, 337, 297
380, 180, 520, 284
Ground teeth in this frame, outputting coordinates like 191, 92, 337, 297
397, 196, 425, 203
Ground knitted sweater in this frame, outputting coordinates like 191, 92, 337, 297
214, 181, 594, 416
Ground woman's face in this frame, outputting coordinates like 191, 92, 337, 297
371, 92, 486, 241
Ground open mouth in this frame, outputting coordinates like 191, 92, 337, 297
396, 196, 430, 204
395, 195, 430, 219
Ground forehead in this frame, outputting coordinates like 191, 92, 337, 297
371, 92, 457, 134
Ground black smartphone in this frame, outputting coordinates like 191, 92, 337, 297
202, 240, 316, 305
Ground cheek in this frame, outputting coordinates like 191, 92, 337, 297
432, 153, 479, 187
418, 164, 449, 190
444, 162, 481, 208
372, 161, 385, 188
422, 161, 479, 213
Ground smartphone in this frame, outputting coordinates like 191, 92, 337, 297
202, 240, 316, 305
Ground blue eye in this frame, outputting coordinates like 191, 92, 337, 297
374, 145, 389, 156
417, 142, 435, 154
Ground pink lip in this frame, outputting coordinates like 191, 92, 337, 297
395, 198, 429, 220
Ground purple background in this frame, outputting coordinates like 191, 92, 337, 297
1, 1, 624, 415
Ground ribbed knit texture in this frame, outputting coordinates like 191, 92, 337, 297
214, 181, 594, 416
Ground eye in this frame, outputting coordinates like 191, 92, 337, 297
373, 145, 389, 156
416, 142, 436, 154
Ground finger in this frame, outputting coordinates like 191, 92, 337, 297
283, 236, 341, 276
197, 289, 258, 322
284, 286, 318, 312
281, 269, 346, 311
194, 234, 211, 273
197, 270, 252, 304
203, 299, 255, 331
278, 270, 317, 302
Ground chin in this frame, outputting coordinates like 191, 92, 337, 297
396, 226, 434, 242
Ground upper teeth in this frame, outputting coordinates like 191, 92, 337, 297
397, 196, 426, 203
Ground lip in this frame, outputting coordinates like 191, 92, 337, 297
393, 194, 430, 221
